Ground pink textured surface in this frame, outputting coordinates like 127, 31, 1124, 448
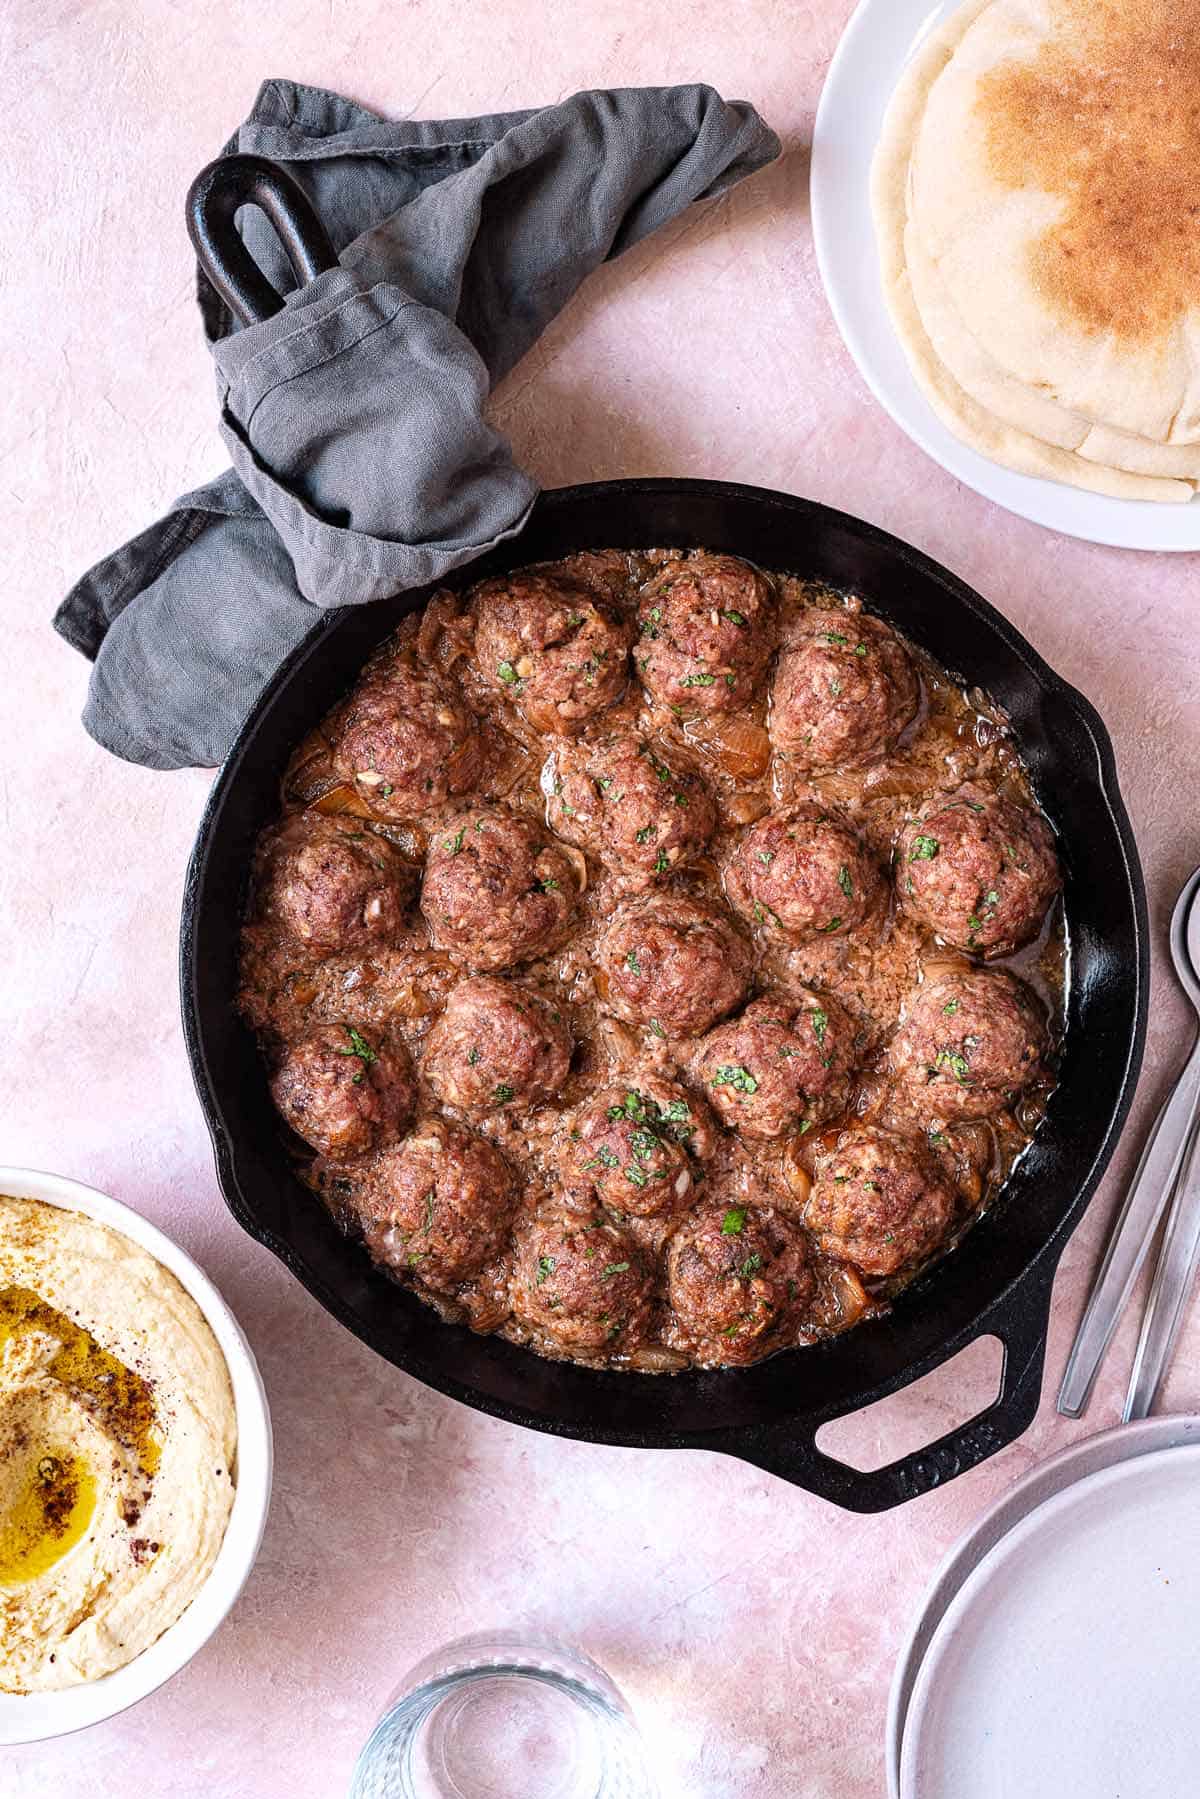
6, 1, 1200, 1794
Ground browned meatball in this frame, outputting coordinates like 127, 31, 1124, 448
356, 1118, 517, 1289
471, 569, 632, 733
896, 784, 1061, 956
889, 969, 1047, 1121
423, 976, 572, 1113
665, 1203, 814, 1365
770, 607, 919, 769
693, 990, 857, 1139
598, 893, 751, 1037
807, 1126, 958, 1277
635, 553, 776, 716
269, 1023, 415, 1159
332, 655, 483, 820
420, 806, 579, 970
724, 810, 883, 943
256, 814, 413, 951
510, 1208, 654, 1355
543, 733, 716, 888
558, 1083, 708, 1218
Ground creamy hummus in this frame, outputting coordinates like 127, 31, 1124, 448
0, 1196, 237, 1693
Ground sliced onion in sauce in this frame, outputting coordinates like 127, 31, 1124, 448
312, 782, 377, 819
627, 1345, 690, 1375
560, 844, 589, 896
684, 714, 771, 782
827, 1264, 871, 1330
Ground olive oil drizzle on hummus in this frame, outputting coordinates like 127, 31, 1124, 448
0, 1284, 159, 1586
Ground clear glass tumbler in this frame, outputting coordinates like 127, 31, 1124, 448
348, 1629, 658, 1799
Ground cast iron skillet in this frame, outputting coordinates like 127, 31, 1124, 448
181, 159, 1148, 1512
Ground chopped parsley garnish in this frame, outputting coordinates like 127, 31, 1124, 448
641, 607, 662, 639
738, 1253, 763, 1279
582, 1146, 620, 1171
722, 609, 747, 626
653, 849, 670, 874
629, 1127, 660, 1161
822, 916, 843, 933
909, 835, 940, 861
934, 1050, 972, 1085
649, 1018, 667, 1039
721, 1207, 747, 1235
929, 1130, 948, 1147
625, 1166, 649, 1189
536, 876, 560, 892
496, 660, 521, 687
681, 672, 717, 687
829, 679, 843, 697
467, 1047, 481, 1066
824, 631, 849, 645
493, 1083, 514, 1104
535, 1255, 556, 1285
758, 849, 775, 867
626, 949, 642, 974
635, 824, 656, 844
602, 1262, 630, 1279
838, 865, 854, 897
712, 1064, 758, 1094
942, 999, 961, 1016
854, 643, 868, 657
810, 1008, 828, 1045
444, 827, 466, 855
379, 783, 394, 797
338, 1026, 377, 1067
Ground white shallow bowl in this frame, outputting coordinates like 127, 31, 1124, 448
0, 1167, 273, 1746
898, 1439, 1200, 1798
885, 1416, 1200, 1796
811, 0, 1200, 551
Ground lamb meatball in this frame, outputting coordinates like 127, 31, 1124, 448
559, 1083, 707, 1218
420, 806, 579, 970
332, 655, 482, 820
724, 810, 883, 943
694, 990, 857, 1139
511, 1208, 654, 1355
635, 552, 776, 716
598, 894, 751, 1037
889, 969, 1047, 1122
356, 1117, 517, 1289
807, 1126, 958, 1277
666, 1203, 814, 1365
472, 569, 632, 733
257, 814, 413, 952
543, 734, 716, 888
269, 1023, 415, 1159
770, 607, 919, 769
896, 785, 1061, 956
423, 976, 572, 1113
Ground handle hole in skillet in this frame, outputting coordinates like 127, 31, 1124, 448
814, 1335, 1003, 1473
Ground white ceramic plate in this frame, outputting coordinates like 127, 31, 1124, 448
885, 1416, 1200, 1797
0, 1168, 273, 1745
810, 0, 1200, 550
899, 1443, 1200, 1797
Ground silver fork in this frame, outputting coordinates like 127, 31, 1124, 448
1058, 865, 1200, 1418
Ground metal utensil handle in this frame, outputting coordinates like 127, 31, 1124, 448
1124, 1108, 1200, 1420
1058, 1030, 1200, 1418
186, 153, 339, 327
734, 1261, 1056, 1513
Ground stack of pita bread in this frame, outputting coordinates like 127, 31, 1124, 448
872, 0, 1200, 502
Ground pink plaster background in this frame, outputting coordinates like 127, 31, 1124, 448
5, 1, 1200, 1794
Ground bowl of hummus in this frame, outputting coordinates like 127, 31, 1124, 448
0, 1167, 272, 1744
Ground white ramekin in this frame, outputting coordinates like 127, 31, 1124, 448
0, 1167, 273, 1746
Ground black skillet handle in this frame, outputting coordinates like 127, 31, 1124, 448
733, 1260, 1058, 1513
186, 153, 339, 327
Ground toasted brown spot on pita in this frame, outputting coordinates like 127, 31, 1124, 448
980, 0, 1200, 344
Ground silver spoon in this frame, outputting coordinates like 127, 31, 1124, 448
1125, 886, 1200, 1419
1058, 866, 1200, 1418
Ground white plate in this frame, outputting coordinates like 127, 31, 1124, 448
899, 1443, 1200, 1798
0, 1168, 273, 1745
885, 1416, 1200, 1797
810, 0, 1200, 550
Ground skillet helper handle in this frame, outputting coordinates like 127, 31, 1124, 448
1058, 1028, 1200, 1418
733, 1264, 1057, 1512
186, 152, 339, 327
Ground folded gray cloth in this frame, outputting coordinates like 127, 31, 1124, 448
55, 78, 779, 769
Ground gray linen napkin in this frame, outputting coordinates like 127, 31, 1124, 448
54, 79, 779, 769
